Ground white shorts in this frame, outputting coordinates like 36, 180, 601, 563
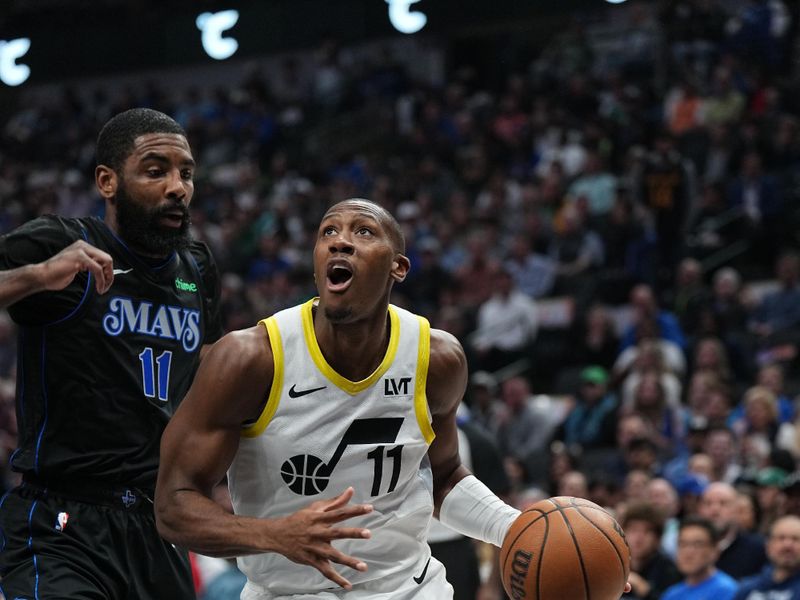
240, 555, 453, 600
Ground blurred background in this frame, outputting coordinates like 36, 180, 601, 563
1, 0, 800, 598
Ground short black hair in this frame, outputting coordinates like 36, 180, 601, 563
622, 502, 666, 538
679, 515, 719, 544
96, 108, 186, 172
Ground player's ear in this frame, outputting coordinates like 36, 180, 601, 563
95, 165, 118, 201
390, 254, 410, 283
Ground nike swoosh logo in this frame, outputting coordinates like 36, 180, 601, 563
413, 557, 431, 585
112, 268, 133, 275
288, 384, 327, 398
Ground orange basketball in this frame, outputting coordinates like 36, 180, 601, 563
499, 496, 630, 600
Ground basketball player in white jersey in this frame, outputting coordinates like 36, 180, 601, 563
155, 199, 524, 599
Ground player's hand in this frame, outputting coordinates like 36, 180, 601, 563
37, 240, 114, 294
268, 487, 373, 590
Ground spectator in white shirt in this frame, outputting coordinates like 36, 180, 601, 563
470, 266, 538, 373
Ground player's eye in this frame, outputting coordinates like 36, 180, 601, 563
322, 226, 336, 236
181, 169, 194, 180
356, 227, 373, 235
146, 168, 164, 177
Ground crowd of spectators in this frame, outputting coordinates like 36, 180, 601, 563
2, 1, 800, 598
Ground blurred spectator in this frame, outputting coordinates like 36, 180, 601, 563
557, 469, 589, 498
617, 339, 685, 413
621, 284, 687, 351
503, 232, 556, 299
548, 203, 604, 303
624, 369, 686, 453
754, 466, 788, 536
552, 365, 618, 453
639, 131, 693, 283
494, 376, 556, 467
707, 267, 750, 337
469, 266, 538, 373
465, 370, 502, 434
665, 257, 712, 338
731, 385, 781, 444
731, 515, 800, 600
661, 516, 739, 600
704, 427, 743, 484
567, 150, 618, 218
748, 251, 800, 349
727, 151, 784, 263
699, 482, 768, 580
621, 502, 682, 600
646, 477, 682, 558
733, 490, 761, 535
566, 304, 621, 371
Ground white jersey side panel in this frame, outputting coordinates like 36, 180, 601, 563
227, 300, 436, 596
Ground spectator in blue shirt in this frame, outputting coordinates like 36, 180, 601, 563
733, 514, 800, 600
662, 516, 739, 600
621, 284, 687, 351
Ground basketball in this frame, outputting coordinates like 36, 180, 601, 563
499, 496, 630, 600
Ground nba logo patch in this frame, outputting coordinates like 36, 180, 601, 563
54, 512, 69, 532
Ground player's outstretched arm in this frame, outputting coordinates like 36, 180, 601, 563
0, 240, 114, 308
426, 328, 520, 547
155, 324, 373, 590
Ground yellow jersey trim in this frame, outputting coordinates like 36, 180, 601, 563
241, 317, 284, 438
414, 316, 435, 445
301, 298, 400, 395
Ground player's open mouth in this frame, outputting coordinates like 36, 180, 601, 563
159, 211, 186, 228
326, 261, 353, 292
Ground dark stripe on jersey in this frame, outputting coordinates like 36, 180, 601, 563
48, 228, 92, 327
33, 333, 48, 473
0, 490, 9, 552
26, 499, 41, 599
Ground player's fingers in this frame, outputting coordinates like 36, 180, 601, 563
323, 526, 371, 541
321, 546, 369, 574
77, 252, 109, 293
314, 560, 355, 590
319, 503, 373, 523
322, 487, 354, 511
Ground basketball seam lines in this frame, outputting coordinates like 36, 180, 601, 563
571, 501, 629, 578
550, 499, 591, 600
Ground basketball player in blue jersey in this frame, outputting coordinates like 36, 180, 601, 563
0, 108, 223, 599
157, 198, 525, 599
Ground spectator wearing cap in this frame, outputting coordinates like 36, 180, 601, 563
699, 482, 768, 580
755, 467, 788, 537
552, 365, 618, 453
732, 515, 800, 600
621, 502, 682, 600
672, 471, 710, 519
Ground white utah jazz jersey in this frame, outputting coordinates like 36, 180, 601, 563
228, 299, 437, 596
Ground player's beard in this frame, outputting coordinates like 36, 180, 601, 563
114, 183, 192, 257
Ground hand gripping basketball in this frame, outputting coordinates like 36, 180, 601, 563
499, 496, 630, 600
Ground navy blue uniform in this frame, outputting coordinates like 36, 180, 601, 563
0, 215, 223, 599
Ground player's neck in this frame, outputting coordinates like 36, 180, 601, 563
314, 308, 391, 381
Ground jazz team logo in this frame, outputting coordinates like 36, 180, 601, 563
281, 418, 404, 496
54, 511, 69, 532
